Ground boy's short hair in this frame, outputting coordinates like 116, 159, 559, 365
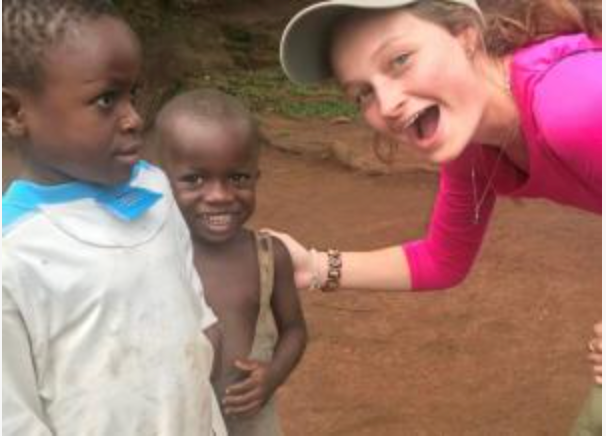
154, 89, 262, 155
3, 0, 119, 92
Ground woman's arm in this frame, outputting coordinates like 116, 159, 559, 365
273, 154, 495, 293
268, 230, 412, 291
316, 245, 413, 291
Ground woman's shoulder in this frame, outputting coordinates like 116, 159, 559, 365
512, 33, 600, 74
511, 34, 601, 150
511, 33, 600, 99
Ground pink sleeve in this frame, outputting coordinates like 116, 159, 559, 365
403, 156, 495, 291
533, 50, 602, 190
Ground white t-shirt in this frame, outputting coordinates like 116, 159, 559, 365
2, 163, 227, 436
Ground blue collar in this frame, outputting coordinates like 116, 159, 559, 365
2, 161, 163, 232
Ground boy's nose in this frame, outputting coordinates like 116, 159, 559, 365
120, 104, 143, 133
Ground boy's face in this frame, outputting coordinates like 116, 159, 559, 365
162, 115, 259, 244
11, 16, 143, 186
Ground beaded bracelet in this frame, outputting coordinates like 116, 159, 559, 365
320, 249, 342, 292
308, 248, 323, 291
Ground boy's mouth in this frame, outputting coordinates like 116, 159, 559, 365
116, 140, 142, 153
200, 212, 239, 234
114, 142, 142, 164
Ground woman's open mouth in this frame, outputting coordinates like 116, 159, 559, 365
404, 105, 440, 144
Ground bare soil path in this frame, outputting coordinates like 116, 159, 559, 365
3, 117, 600, 435
252, 143, 600, 436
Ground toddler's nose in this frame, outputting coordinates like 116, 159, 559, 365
204, 180, 235, 203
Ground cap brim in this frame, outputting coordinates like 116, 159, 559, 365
280, 0, 482, 85
280, 0, 419, 84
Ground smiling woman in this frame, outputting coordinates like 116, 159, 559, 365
274, 0, 602, 433
330, 8, 488, 164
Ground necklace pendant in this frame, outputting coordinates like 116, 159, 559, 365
473, 207, 480, 225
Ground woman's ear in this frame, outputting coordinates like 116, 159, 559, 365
3, 88, 27, 138
456, 25, 481, 60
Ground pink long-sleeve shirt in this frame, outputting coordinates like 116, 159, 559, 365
404, 33, 601, 291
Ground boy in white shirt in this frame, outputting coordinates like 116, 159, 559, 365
2, 1, 226, 435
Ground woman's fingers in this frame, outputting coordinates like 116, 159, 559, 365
262, 228, 315, 290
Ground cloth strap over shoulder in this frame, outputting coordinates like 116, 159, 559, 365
249, 231, 278, 363
255, 231, 275, 303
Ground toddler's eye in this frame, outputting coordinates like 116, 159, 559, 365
229, 173, 254, 189
181, 174, 205, 186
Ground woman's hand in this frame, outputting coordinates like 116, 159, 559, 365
264, 230, 315, 290
588, 321, 601, 385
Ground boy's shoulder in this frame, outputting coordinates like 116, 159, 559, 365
254, 231, 293, 272
3, 161, 175, 246
132, 161, 172, 194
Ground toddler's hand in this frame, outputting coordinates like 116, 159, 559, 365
223, 359, 273, 418
263, 229, 314, 290
588, 321, 601, 385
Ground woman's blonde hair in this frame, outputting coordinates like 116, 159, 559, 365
409, 0, 601, 56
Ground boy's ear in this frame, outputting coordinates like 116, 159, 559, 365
3, 88, 27, 138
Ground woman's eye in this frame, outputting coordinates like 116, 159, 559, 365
95, 92, 117, 109
391, 53, 410, 71
352, 88, 374, 108
130, 85, 140, 103
356, 90, 373, 107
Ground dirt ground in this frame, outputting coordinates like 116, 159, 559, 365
251, 131, 601, 436
2, 1, 601, 431
2, 115, 601, 435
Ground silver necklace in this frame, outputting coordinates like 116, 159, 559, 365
471, 121, 522, 224
471, 64, 515, 225
471, 144, 507, 224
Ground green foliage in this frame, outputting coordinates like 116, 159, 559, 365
188, 68, 357, 119
114, 1, 357, 120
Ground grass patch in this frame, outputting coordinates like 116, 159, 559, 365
188, 67, 358, 119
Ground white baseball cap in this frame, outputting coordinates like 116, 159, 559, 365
280, 0, 483, 84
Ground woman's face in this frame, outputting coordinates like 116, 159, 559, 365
332, 9, 488, 164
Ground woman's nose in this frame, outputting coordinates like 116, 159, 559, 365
375, 80, 406, 118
